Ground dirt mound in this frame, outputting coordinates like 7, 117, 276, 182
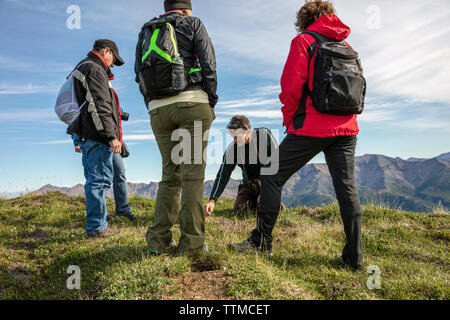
169, 270, 235, 300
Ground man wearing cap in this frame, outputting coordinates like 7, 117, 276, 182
135, 0, 218, 255
68, 39, 127, 238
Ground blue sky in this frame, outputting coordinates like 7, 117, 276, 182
0, 0, 449, 193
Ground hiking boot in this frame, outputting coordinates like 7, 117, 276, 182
117, 212, 137, 222
337, 255, 362, 271
176, 242, 209, 257
148, 239, 177, 256
86, 227, 118, 239
228, 238, 273, 256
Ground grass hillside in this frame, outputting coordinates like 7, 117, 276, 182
0, 192, 448, 300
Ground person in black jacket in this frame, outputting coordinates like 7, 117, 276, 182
134, 1, 218, 109
68, 39, 127, 238
205, 116, 280, 216
135, 0, 218, 256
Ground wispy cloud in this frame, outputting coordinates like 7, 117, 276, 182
129, 129, 153, 134
250, 85, 281, 97
0, 55, 73, 74
5, 0, 450, 104
205, 0, 450, 104
123, 134, 155, 141
3, 0, 65, 16
39, 134, 157, 145
215, 109, 282, 119
0, 83, 60, 95
216, 97, 280, 109
0, 108, 56, 121
38, 139, 72, 145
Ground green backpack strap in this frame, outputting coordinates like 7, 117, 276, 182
141, 15, 187, 64
142, 22, 178, 63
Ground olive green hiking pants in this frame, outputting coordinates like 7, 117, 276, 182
146, 102, 214, 255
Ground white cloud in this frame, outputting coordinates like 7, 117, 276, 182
125, 119, 150, 126
5, 0, 449, 104
38, 139, 72, 145
397, 119, 450, 132
39, 134, 157, 145
123, 134, 155, 141
129, 129, 153, 134
216, 97, 279, 109
203, 0, 450, 104
355, 1, 450, 103
0, 83, 60, 95
0, 55, 73, 74
215, 109, 282, 119
250, 85, 281, 97
0, 108, 56, 121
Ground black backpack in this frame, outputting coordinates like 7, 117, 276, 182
293, 31, 366, 128
138, 17, 188, 100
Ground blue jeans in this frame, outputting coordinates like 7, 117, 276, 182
79, 139, 114, 235
112, 152, 132, 215
74, 134, 131, 217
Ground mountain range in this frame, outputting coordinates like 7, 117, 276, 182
31, 153, 450, 213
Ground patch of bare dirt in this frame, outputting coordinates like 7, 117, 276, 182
167, 270, 235, 300
4, 262, 32, 287
15, 229, 52, 250
281, 282, 314, 300
27, 229, 51, 241
299, 207, 323, 216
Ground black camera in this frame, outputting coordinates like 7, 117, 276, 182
121, 109, 129, 121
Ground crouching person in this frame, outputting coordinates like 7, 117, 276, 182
67, 39, 126, 238
204, 116, 280, 216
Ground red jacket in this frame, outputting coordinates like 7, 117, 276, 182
280, 14, 359, 137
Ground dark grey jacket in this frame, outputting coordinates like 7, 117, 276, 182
67, 51, 121, 144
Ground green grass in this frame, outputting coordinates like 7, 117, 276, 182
0, 192, 448, 300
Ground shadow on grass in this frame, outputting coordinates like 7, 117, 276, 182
212, 207, 257, 221
28, 243, 150, 299
270, 253, 351, 272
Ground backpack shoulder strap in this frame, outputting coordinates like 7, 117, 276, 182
302, 31, 331, 44
293, 32, 323, 128
67, 60, 94, 79
71, 61, 104, 131
174, 14, 188, 27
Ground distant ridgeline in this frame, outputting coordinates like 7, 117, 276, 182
32, 153, 450, 213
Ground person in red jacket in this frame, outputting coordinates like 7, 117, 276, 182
229, 0, 363, 270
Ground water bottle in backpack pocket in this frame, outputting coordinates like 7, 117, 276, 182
187, 57, 203, 86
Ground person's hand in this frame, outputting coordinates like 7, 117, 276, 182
75, 146, 82, 153
109, 139, 122, 153
204, 199, 216, 216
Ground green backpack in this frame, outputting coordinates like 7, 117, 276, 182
138, 18, 188, 100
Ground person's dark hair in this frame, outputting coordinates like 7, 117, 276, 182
295, 0, 335, 32
227, 115, 251, 131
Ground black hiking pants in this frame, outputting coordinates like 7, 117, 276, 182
250, 134, 363, 269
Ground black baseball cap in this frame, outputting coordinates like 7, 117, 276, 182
93, 39, 125, 66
